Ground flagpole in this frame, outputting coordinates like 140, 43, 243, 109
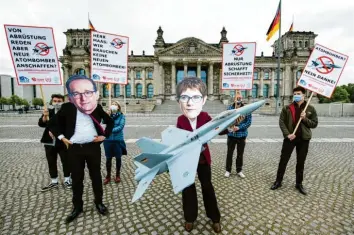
275, 0, 282, 115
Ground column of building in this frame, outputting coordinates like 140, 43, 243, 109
293, 67, 298, 90
130, 68, 135, 98
271, 68, 275, 97
142, 67, 146, 98
171, 62, 176, 99
259, 68, 264, 97
159, 63, 164, 97
197, 62, 201, 78
183, 62, 188, 77
208, 62, 214, 99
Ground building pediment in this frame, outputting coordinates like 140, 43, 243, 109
157, 37, 222, 56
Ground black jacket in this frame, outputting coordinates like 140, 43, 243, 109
48, 102, 114, 142
38, 108, 65, 148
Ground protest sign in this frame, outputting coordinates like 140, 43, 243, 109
221, 42, 256, 90
91, 31, 129, 85
4, 24, 62, 85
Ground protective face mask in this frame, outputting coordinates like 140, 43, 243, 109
110, 105, 118, 111
293, 95, 303, 102
53, 102, 63, 109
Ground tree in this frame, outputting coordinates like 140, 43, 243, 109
8, 95, 21, 109
342, 83, 354, 103
20, 98, 29, 107
331, 86, 350, 103
32, 98, 44, 108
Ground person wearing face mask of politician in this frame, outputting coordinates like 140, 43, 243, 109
271, 86, 318, 195
38, 94, 72, 191
224, 92, 252, 179
176, 77, 222, 233
103, 101, 127, 185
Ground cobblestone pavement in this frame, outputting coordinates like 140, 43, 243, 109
0, 116, 353, 235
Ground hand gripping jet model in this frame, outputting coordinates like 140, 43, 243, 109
131, 100, 265, 203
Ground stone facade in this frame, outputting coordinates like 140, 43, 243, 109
59, 27, 319, 107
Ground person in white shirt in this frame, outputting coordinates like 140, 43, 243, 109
49, 75, 113, 224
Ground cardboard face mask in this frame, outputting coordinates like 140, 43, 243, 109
67, 79, 99, 115
178, 88, 207, 121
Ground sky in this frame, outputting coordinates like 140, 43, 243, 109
0, 0, 353, 85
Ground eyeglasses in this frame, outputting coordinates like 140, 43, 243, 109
178, 95, 203, 103
69, 91, 95, 99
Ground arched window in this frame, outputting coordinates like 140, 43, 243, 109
299, 41, 303, 48
136, 84, 142, 98
147, 84, 154, 98
253, 72, 259, 80
75, 68, 85, 75
252, 84, 258, 98
125, 84, 131, 98
305, 41, 308, 48
86, 39, 89, 45
114, 84, 120, 97
80, 39, 83, 46
263, 84, 269, 98
230, 90, 235, 97
72, 39, 77, 46
241, 90, 247, 98
102, 84, 109, 98
293, 41, 296, 47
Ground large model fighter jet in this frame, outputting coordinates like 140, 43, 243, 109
131, 100, 265, 203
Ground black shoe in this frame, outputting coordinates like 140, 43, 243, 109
41, 182, 59, 192
96, 203, 108, 215
64, 181, 72, 189
295, 184, 307, 195
65, 208, 83, 224
270, 181, 282, 190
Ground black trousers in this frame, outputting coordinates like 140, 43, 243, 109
182, 163, 220, 223
226, 136, 246, 173
44, 145, 70, 178
275, 137, 310, 184
68, 143, 103, 209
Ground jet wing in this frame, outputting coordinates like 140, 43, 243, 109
136, 137, 169, 153
134, 153, 173, 169
131, 167, 159, 203
161, 126, 191, 145
166, 142, 202, 194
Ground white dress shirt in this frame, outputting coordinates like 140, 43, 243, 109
189, 118, 197, 130
68, 110, 98, 144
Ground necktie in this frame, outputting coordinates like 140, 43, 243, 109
89, 114, 105, 135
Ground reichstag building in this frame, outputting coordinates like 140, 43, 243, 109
59, 27, 318, 107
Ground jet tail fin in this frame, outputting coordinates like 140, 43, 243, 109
131, 167, 159, 203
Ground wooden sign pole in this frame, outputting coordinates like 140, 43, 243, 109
39, 85, 49, 121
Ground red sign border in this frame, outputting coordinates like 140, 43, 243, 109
3, 24, 63, 86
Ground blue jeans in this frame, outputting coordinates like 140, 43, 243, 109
103, 141, 122, 177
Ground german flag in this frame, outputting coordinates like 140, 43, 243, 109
266, 1, 281, 41
288, 22, 293, 32
89, 19, 95, 31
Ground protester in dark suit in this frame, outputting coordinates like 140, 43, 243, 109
175, 77, 221, 233
48, 75, 113, 223
38, 94, 71, 191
